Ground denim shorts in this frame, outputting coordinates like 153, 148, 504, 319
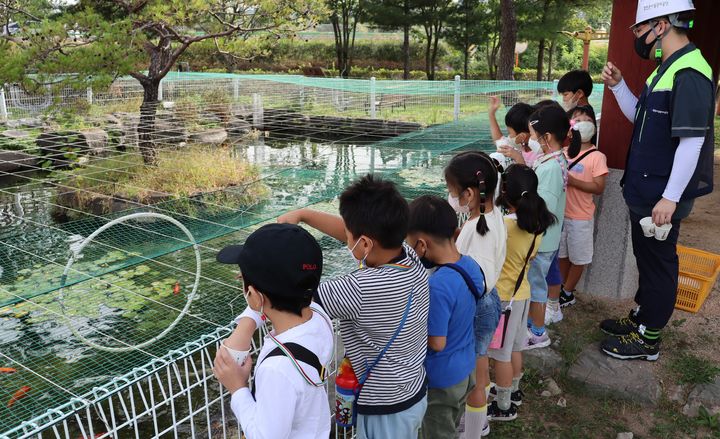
474, 287, 502, 356
528, 250, 557, 303
545, 252, 562, 286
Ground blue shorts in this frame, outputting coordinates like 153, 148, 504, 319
529, 251, 557, 304
357, 395, 427, 439
545, 252, 562, 286
474, 287, 502, 356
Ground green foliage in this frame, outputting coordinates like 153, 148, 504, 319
669, 352, 720, 385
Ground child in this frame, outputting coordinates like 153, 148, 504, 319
488, 96, 540, 169
213, 223, 334, 439
489, 164, 555, 421
525, 105, 579, 349
277, 175, 430, 439
557, 69, 594, 114
444, 151, 505, 438
407, 195, 487, 439
557, 105, 608, 308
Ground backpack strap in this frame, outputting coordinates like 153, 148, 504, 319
568, 148, 597, 171
440, 262, 486, 301
264, 343, 325, 380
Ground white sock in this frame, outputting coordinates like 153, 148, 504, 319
548, 297, 560, 312
496, 386, 513, 411
512, 373, 523, 393
464, 404, 488, 438
485, 383, 491, 400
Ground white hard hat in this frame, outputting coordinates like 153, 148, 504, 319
633, 0, 695, 27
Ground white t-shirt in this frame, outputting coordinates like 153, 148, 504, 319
455, 206, 507, 291
231, 304, 334, 439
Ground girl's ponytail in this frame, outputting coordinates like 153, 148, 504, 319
475, 168, 489, 235
515, 191, 557, 235
567, 128, 582, 159
498, 164, 557, 234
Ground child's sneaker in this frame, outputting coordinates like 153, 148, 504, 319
487, 401, 518, 421
559, 287, 576, 308
544, 306, 563, 325
481, 422, 490, 437
524, 328, 551, 350
489, 385, 524, 406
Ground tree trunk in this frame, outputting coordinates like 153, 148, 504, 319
536, 38, 546, 81
463, 3, 470, 79
547, 39, 556, 80
424, 25, 433, 80
138, 80, 160, 165
403, 0, 410, 80
430, 23, 441, 81
497, 0, 517, 80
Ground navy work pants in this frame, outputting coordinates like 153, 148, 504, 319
628, 209, 683, 329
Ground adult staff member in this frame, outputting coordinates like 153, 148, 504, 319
599, 0, 714, 360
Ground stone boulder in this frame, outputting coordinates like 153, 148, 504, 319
190, 128, 228, 145
35, 129, 108, 167
1, 129, 32, 141
0, 151, 37, 173
153, 117, 188, 145
226, 117, 252, 138
568, 344, 661, 405
683, 376, 720, 417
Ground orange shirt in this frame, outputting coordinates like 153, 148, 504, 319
564, 147, 609, 220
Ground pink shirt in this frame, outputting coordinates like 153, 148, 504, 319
564, 147, 609, 220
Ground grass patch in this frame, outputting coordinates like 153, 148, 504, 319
54, 146, 269, 218
669, 352, 720, 385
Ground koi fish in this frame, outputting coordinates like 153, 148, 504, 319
7, 385, 30, 408
173, 282, 180, 295
0, 367, 16, 374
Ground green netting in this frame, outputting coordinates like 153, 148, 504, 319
0, 74, 605, 436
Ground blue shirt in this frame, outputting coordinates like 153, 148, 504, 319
425, 255, 480, 389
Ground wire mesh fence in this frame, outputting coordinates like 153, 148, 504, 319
0, 74, 603, 438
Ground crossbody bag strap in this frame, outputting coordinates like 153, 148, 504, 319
508, 233, 539, 307
358, 288, 414, 387
568, 148, 597, 171
264, 343, 324, 378
440, 262, 486, 301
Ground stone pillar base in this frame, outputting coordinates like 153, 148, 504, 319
577, 168, 638, 300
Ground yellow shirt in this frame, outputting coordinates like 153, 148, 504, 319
495, 216, 542, 302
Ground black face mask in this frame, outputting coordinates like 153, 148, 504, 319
634, 27, 657, 60
419, 256, 437, 270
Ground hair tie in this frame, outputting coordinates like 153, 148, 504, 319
521, 191, 528, 198
530, 119, 539, 126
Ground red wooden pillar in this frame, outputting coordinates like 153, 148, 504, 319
598, 0, 720, 170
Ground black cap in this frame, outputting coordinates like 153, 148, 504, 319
216, 223, 323, 298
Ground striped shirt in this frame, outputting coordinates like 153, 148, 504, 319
317, 243, 430, 415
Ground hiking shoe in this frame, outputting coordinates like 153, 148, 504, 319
545, 305, 563, 325
487, 401, 518, 421
559, 288, 576, 308
599, 311, 639, 336
524, 329, 551, 350
489, 386, 524, 406
600, 330, 659, 361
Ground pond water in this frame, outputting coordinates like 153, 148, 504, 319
0, 135, 480, 434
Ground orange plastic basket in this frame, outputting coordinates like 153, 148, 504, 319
675, 245, 720, 313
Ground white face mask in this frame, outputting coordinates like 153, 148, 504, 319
561, 98, 578, 112
574, 121, 596, 143
447, 192, 470, 215
528, 138, 543, 154
347, 238, 369, 269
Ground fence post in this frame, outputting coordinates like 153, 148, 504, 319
453, 75, 461, 122
0, 87, 7, 121
86, 86, 93, 105
370, 77, 376, 119
252, 93, 263, 129
158, 79, 164, 102
233, 78, 240, 101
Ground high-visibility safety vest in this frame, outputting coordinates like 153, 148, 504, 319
622, 45, 715, 207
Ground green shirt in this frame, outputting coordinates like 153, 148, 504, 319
534, 153, 567, 253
